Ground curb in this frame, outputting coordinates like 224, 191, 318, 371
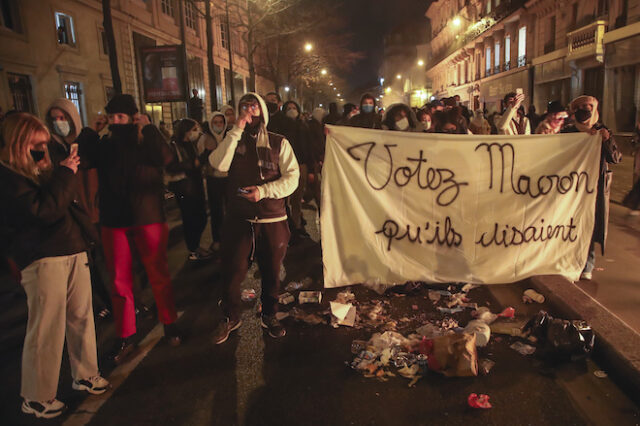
528, 275, 640, 403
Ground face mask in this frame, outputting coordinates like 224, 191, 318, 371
395, 117, 409, 131
53, 120, 70, 137
286, 109, 299, 119
424, 120, 432, 130
188, 131, 200, 142
362, 104, 374, 114
30, 149, 46, 162
212, 125, 225, 134
575, 108, 592, 123
266, 102, 278, 115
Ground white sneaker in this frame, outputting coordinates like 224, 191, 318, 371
21, 398, 66, 418
580, 272, 593, 281
72, 375, 110, 395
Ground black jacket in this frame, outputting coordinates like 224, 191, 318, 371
0, 164, 87, 269
78, 124, 172, 228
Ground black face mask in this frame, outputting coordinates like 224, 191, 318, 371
266, 102, 278, 115
574, 108, 592, 123
30, 149, 46, 162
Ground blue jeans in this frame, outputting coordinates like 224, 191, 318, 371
583, 241, 596, 274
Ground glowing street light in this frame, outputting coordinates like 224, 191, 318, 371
284, 86, 290, 92
321, 69, 328, 76
453, 17, 461, 27
385, 87, 392, 94
329, 82, 333, 86
333, 87, 337, 90
337, 93, 341, 96
396, 74, 402, 80
304, 42, 313, 52
417, 59, 424, 66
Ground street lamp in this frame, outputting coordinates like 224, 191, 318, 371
453, 17, 461, 27
396, 74, 402, 80
304, 42, 313, 52
284, 86, 290, 92
333, 87, 336, 90
385, 87, 392, 94
321, 69, 328, 76
417, 59, 424, 66
337, 93, 341, 96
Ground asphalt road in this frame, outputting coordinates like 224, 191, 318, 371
1, 204, 639, 426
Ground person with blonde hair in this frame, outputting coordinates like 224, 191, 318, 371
0, 113, 108, 419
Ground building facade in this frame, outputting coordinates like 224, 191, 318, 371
0, 0, 274, 126
425, 0, 640, 134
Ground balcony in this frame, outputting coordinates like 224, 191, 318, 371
567, 20, 606, 63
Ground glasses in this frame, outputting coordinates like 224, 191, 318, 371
240, 102, 260, 111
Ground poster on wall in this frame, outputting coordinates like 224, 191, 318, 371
140, 45, 187, 102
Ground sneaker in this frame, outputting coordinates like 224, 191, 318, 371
213, 317, 242, 345
21, 398, 66, 419
108, 337, 136, 364
97, 308, 111, 319
189, 249, 213, 261
261, 315, 286, 338
580, 271, 593, 281
72, 375, 110, 395
164, 322, 182, 347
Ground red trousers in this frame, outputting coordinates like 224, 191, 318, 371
102, 223, 177, 338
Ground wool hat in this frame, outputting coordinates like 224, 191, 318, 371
105, 94, 139, 116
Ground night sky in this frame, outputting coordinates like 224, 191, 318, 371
340, 0, 430, 90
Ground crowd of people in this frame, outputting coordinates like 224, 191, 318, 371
0, 85, 638, 419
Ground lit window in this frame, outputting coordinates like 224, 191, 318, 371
494, 41, 500, 68
161, 0, 174, 17
518, 26, 527, 66
64, 82, 82, 117
8, 73, 35, 113
486, 0, 492, 14
504, 36, 511, 64
485, 47, 491, 73
55, 12, 76, 46
185, 2, 197, 30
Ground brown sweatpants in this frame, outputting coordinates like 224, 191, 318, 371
20, 252, 99, 401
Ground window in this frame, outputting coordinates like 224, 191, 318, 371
224, 68, 232, 105
494, 41, 500, 69
64, 81, 83, 118
504, 35, 510, 67
55, 12, 76, 46
8, 73, 35, 113
100, 30, 109, 55
220, 21, 228, 49
544, 16, 556, 54
214, 65, 223, 107
597, 0, 608, 17
0, 0, 22, 33
517, 26, 526, 66
185, 2, 197, 31
161, 0, 174, 17
485, 46, 491, 75
486, 0, 491, 15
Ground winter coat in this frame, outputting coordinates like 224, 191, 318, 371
307, 118, 325, 171
561, 124, 622, 253
78, 124, 173, 228
46, 98, 100, 224
0, 163, 87, 269
348, 112, 382, 129
197, 111, 228, 178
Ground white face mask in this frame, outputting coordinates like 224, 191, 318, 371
212, 125, 225, 134
424, 120, 432, 130
188, 131, 200, 142
286, 109, 299, 119
395, 117, 410, 131
53, 120, 71, 137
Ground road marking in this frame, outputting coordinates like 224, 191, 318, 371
62, 312, 184, 426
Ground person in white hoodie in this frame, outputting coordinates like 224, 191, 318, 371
197, 112, 228, 252
495, 92, 530, 135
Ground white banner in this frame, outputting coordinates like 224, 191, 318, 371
321, 125, 601, 288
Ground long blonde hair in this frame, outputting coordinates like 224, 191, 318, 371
0, 113, 52, 182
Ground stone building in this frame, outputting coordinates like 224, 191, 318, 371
425, 0, 640, 133
0, 0, 274, 126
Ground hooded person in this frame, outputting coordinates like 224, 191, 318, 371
561, 95, 622, 280
45, 99, 113, 319
495, 92, 531, 135
348, 94, 382, 129
265, 91, 287, 135
165, 118, 210, 261
469, 109, 491, 135
323, 102, 341, 125
338, 103, 358, 125
220, 104, 236, 131
535, 101, 568, 134
209, 92, 299, 343
381, 103, 420, 131
197, 111, 229, 251
281, 100, 311, 239
75, 93, 181, 362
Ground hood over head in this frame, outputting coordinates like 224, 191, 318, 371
282, 100, 301, 115
220, 104, 235, 117
312, 107, 326, 122
237, 92, 271, 149
570, 95, 599, 130
45, 98, 82, 141
209, 111, 227, 133
359, 93, 376, 110
381, 103, 417, 130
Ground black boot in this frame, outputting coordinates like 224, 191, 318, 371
109, 337, 136, 364
164, 322, 182, 347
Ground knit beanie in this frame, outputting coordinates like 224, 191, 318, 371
105, 94, 139, 116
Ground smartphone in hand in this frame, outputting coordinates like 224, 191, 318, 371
70, 143, 79, 157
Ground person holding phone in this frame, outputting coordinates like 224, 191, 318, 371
209, 93, 299, 343
496, 90, 531, 135
0, 113, 109, 418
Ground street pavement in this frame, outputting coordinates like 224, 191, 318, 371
1, 201, 639, 426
